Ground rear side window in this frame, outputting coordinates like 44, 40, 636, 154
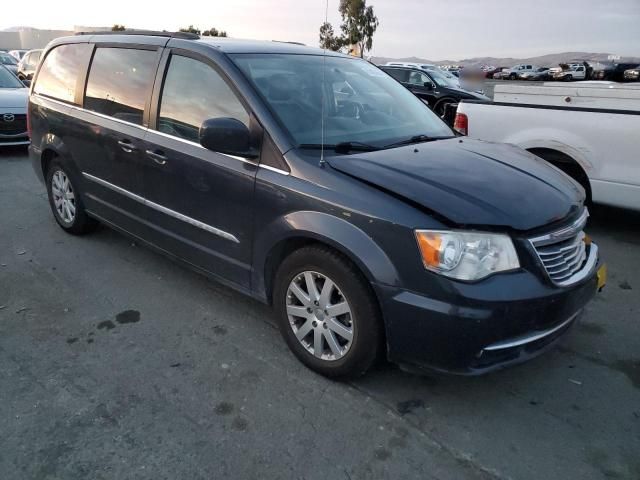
157, 55, 249, 142
384, 68, 409, 82
34, 44, 91, 103
84, 48, 158, 125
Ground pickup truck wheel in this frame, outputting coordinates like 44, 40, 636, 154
273, 245, 382, 379
527, 148, 591, 204
509, 73, 517, 80
565, 74, 573, 81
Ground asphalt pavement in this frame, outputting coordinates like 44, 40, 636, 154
1, 148, 639, 480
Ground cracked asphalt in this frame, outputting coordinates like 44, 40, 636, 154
1, 148, 639, 479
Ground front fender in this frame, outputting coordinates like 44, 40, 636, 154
252, 210, 401, 301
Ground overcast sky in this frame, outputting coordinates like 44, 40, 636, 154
2, 0, 639, 60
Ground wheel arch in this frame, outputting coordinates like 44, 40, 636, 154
37, 134, 75, 178
526, 147, 592, 202
254, 211, 401, 306
434, 96, 457, 114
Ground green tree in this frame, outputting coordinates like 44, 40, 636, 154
179, 25, 201, 35
202, 27, 228, 37
338, 0, 378, 57
318, 0, 379, 57
111, 24, 126, 31
319, 22, 343, 51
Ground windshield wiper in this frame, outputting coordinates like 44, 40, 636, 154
298, 142, 380, 154
383, 134, 453, 149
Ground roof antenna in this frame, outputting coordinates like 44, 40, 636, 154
319, 0, 329, 168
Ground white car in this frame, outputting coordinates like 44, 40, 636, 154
502, 64, 540, 80
553, 64, 587, 81
0, 65, 29, 147
455, 82, 640, 211
8, 49, 28, 61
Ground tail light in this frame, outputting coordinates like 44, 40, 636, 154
453, 112, 468, 136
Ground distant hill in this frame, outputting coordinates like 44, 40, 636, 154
372, 52, 640, 67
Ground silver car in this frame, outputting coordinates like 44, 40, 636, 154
0, 65, 29, 147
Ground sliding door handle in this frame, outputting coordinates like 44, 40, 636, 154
146, 149, 168, 165
118, 139, 138, 153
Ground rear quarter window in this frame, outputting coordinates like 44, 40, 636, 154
84, 47, 158, 126
34, 44, 92, 103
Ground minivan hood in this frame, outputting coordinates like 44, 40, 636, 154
0, 87, 28, 109
327, 138, 583, 231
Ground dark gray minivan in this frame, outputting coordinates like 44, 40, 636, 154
28, 32, 605, 378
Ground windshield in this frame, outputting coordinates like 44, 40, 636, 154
0, 53, 18, 66
427, 68, 460, 88
0, 66, 23, 88
231, 54, 453, 149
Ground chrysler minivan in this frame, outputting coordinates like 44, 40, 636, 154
28, 31, 605, 378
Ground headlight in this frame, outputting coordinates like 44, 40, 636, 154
415, 230, 520, 281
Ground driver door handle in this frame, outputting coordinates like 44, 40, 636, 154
118, 139, 138, 153
146, 149, 168, 165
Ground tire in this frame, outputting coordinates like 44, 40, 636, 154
273, 245, 382, 379
565, 75, 573, 82
434, 98, 455, 117
510, 73, 517, 80
45, 158, 98, 235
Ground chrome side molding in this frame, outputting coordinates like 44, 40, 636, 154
82, 172, 240, 244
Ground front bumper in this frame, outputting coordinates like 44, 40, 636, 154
0, 132, 29, 146
375, 249, 601, 375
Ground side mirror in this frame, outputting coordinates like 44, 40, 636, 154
423, 82, 434, 90
199, 117, 257, 158
22, 79, 31, 88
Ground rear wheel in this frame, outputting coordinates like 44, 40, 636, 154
527, 148, 591, 204
45, 159, 98, 235
273, 245, 382, 378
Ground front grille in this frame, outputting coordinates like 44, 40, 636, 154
530, 209, 590, 286
0, 114, 27, 135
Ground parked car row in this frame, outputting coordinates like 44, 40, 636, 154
493, 61, 640, 82
22, 31, 604, 379
381, 64, 489, 115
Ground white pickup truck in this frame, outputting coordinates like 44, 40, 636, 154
454, 82, 640, 211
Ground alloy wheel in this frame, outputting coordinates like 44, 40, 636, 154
286, 271, 354, 361
51, 170, 76, 224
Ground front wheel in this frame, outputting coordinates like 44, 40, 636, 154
273, 245, 382, 378
434, 98, 455, 116
46, 159, 98, 235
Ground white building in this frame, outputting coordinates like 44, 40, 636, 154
0, 26, 111, 51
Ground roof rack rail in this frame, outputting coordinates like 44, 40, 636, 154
271, 40, 306, 46
75, 30, 199, 40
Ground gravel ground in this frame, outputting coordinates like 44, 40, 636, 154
1, 147, 639, 480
